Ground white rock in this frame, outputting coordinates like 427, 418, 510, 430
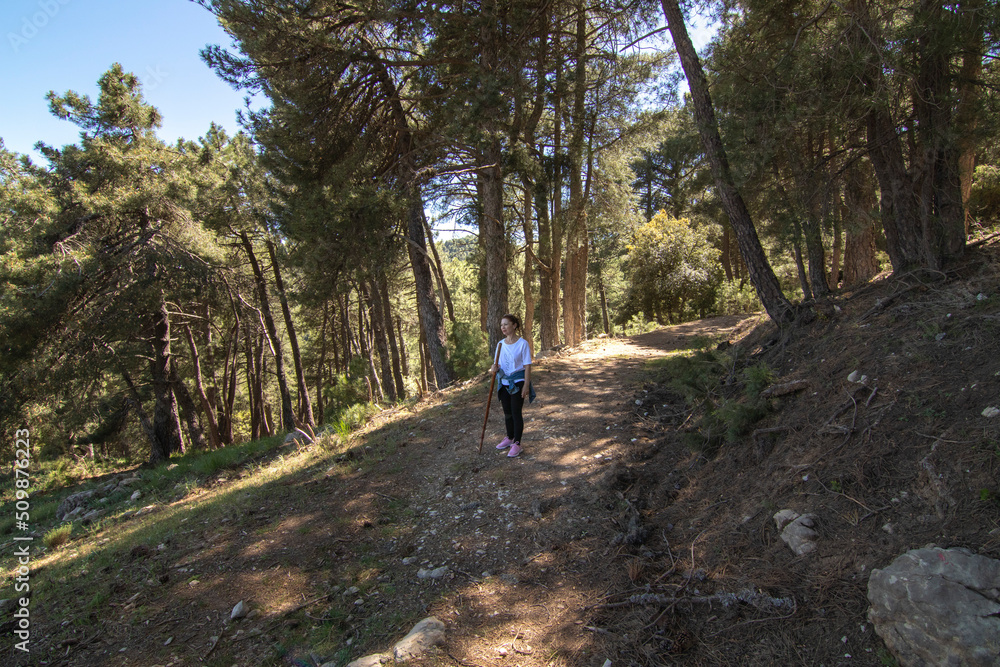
231, 600, 248, 620
130, 490, 142, 501
394, 617, 446, 661
338, 653, 389, 667
982, 407, 1000, 419
847, 370, 861, 383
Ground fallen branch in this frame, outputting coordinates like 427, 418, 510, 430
968, 230, 1000, 248
760, 380, 809, 398
591, 589, 796, 615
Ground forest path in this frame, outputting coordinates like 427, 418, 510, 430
40, 314, 755, 667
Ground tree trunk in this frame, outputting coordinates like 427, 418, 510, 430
480, 138, 510, 353
536, 173, 560, 349
521, 179, 536, 349
316, 302, 328, 426
563, 2, 589, 347
406, 190, 452, 388
956, 0, 984, 234
421, 212, 456, 325
830, 204, 842, 290
396, 316, 409, 377
913, 0, 965, 264
661, 0, 794, 324
244, 323, 260, 441
240, 231, 295, 432
170, 357, 207, 451
721, 223, 733, 282
365, 279, 396, 403
149, 303, 182, 463
221, 320, 238, 444
182, 323, 221, 449
266, 239, 314, 427
598, 268, 611, 335
379, 276, 406, 399
842, 159, 880, 287
120, 369, 156, 454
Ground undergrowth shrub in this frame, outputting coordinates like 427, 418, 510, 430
44, 523, 73, 550
653, 348, 773, 456
447, 320, 487, 380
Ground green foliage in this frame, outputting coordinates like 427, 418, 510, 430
620, 212, 725, 326
717, 281, 762, 315
970, 165, 1000, 223
742, 363, 775, 397
447, 320, 487, 380
651, 347, 771, 455
44, 523, 73, 550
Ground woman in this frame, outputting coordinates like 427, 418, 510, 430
490, 313, 533, 457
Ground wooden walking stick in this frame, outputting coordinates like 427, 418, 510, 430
479, 342, 502, 453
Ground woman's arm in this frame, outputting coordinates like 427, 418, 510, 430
521, 364, 531, 399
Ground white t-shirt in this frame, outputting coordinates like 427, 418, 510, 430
497, 337, 532, 386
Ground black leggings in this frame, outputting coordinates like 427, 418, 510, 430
498, 383, 525, 443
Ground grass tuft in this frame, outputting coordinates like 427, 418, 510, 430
44, 523, 73, 550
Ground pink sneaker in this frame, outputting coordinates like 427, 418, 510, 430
507, 442, 522, 457
496, 437, 513, 450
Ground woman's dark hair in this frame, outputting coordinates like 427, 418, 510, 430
500, 313, 521, 331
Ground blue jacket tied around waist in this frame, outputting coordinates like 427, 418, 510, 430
494, 368, 536, 404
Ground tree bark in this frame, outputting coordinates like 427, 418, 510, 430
182, 323, 221, 449
149, 303, 183, 463
170, 357, 207, 451
421, 212, 456, 325
956, 0, 984, 234
480, 138, 510, 353
661, 0, 794, 323
316, 302, 328, 425
842, 159, 880, 287
266, 239, 314, 427
240, 231, 295, 432
379, 276, 406, 400
365, 279, 396, 403
406, 190, 452, 388
563, 2, 589, 346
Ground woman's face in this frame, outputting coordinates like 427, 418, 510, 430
500, 318, 515, 336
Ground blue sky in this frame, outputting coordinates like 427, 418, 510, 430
1, 0, 248, 160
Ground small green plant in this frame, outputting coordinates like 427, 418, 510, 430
829, 479, 843, 493
742, 362, 775, 397
44, 523, 73, 550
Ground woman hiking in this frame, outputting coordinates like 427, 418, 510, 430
490, 313, 534, 457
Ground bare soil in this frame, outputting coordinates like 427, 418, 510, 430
8, 243, 1000, 667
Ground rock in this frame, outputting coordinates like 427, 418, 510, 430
868, 547, 1000, 666
847, 370, 861, 383
417, 566, 449, 580
772, 509, 799, 531
982, 406, 1000, 419
130, 490, 142, 501
773, 510, 819, 556
81, 510, 104, 525
337, 653, 388, 667
393, 617, 446, 661
231, 600, 248, 620
57, 489, 97, 520
284, 430, 311, 447
117, 477, 141, 489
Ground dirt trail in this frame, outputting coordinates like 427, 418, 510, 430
36, 315, 755, 666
